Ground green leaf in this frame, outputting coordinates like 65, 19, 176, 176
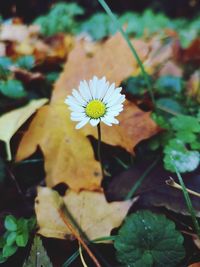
4, 215, 17, 231
34, 3, 84, 36
122, 75, 152, 97
0, 237, 6, 249
156, 98, 184, 114
16, 56, 35, 70
81, 13, 116, 40
164, 139, 200, 173
170, 115, 200, 133
6, 232, 17, 246
0, 252, 7, 263
2, 244, 17, 258
0, 57, 12, 79
0, 80, 27, 99
16, 233, 28, 247
23, 236, 53, 267
114, 210, 185, 267
155, 76, 182, 94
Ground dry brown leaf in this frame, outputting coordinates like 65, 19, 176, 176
187, 70, 200, 102
35, 187, 135, 241
52, 33, 149, 102
0, 99, 48, 160
16, 34, 159, 191
0, 24, 39, 43
188, 264, 200, 267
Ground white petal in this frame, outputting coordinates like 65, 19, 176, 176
72, 89, 87, 106
68, 104, 85, 112
106, 94, 125, 107
102, 83, 116, 103
108, 104, 123, 112
65, 96, 79, 106
90, 118, 100, 127
107, 110, 121, 117
104, 88, 122, 104
103, 116, 119, 125
79, 81, 92, 101
101, 117, 112, 126
96, 77, 108, 99
75, 117, 90, 129
71, 113, 86, 121
71, 111, 86, 117
89, 76, 98, 99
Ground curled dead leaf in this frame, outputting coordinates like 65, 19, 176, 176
0, 99, 48, 160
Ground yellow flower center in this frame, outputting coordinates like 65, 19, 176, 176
85, 100, 106, 119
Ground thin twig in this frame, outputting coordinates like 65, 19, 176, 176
58, 208, 102, 267
166, 177, 200, 198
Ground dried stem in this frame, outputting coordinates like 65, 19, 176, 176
58, 208, 102, 267
166, 177, 200, 198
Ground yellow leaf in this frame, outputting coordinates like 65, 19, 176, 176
35, 187, 135, 241
16, 34, 159, 191
0, 99, 48, 160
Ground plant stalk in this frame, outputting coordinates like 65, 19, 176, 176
97, 123, 104, 178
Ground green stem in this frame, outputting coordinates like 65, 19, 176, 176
173, 160, 200, 239
98, 0, 156, 108
97, 123, 104, 178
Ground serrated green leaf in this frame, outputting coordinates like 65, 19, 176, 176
0, 80, 27, 99
2, 244, 17, 258
114, 210, 185, 267
170, 115, 200, 133
4, 215, 17, 231
34, 3, 84, 36
23, 236, 53, 267
81, 13, 116, 40
16, 56, 35, 70
164, 139, 200, 173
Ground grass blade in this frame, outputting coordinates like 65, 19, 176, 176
98, 0, 156, 108
173, 159, 200, 238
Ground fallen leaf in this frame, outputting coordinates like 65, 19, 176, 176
52, 33, 149, 102
16, 100, 158, 190
35, 187, 135, 241
0, 99, 48, 161
105, 161, 200, 217
16, 34, 159, 191
187, 70, 200, 102
189, 264, 200, 267
0, 24, 39, 43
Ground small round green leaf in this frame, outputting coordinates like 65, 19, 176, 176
2, 244, 17, 258
6, 232, 17, 246
164, 139, 200, 173
114, 210, 185, 267
0, 80, 27, 99
4, 215, 17, 231
16, 232, 28, 247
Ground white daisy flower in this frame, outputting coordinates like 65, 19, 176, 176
64, 76, 125, 129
